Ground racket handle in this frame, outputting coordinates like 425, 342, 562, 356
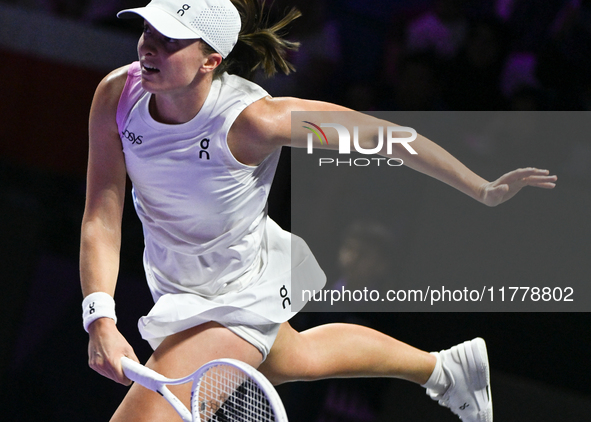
121, 357, 193, 422
121, 356, 167, 391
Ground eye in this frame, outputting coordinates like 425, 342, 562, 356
164, 37, 178, 44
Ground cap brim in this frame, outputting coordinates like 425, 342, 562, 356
117, 7, 202, 40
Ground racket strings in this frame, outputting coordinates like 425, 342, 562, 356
193, 364, 276, 421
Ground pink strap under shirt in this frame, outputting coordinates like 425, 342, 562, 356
116, 61, 144, 133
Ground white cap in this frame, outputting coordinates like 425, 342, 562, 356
118, 0, 241, 58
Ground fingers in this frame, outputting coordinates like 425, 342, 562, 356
535, 183, 557, 189
500, 168, 557, 188
500, 167, 547, 182
482, 167, 556, 207
112, 350, 139, 386
523, 175, 557, 189
514, 167, 550, 176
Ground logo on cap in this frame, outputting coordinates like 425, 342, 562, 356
177, 4, 191, 16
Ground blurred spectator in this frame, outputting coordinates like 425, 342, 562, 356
332, 220, 395, 293
379, 51, 446, 110
537, 0, 591, 109
500, 0, 567, 52
405, 0, 470, 59
500, 51, 541, 99
443, 17, 511, 110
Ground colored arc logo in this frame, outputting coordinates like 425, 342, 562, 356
302, 121, 328, 145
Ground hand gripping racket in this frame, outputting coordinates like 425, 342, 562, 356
121, 357, 288, 422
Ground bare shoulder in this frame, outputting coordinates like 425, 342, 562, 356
92, 65, 131, 113
89, 65, 132, 143
100, 65, 130, 95
233, 97, 289, 141
228, 96, 289, 166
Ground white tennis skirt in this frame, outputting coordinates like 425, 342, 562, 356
137, 218, 326, 356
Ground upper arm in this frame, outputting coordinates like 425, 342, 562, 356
229, 96, 424, 166
84, 66, 129, 228
228, 97, 352, 166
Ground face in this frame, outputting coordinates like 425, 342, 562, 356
137, 22, 216, 94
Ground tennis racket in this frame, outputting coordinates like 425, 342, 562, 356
121, 356, 288, 422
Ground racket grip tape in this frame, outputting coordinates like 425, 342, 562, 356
120, 357, 193, 422
121, 357, 167, 391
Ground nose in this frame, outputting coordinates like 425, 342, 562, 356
138, 33, 156, 57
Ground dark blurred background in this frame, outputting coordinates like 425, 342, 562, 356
0, 0, 590, 420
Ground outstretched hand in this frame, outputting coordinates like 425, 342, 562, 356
479, 168, 557, 207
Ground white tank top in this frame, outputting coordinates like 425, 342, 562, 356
117, 62, 281, 298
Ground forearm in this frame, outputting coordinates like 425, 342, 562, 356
389, 133, 489, 203
80, 218, 122, 297
283, 105, 489, 202
358, 118, 554, 207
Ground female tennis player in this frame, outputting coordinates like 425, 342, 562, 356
80, 1, 556, 421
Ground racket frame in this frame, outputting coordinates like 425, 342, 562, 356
121, 356, 287, 422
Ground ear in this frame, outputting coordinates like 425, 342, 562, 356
200, 53, 223, 74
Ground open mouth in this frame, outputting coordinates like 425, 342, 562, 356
142, 63, 160, 74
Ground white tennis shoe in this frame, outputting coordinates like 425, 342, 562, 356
426, 337, 493, 422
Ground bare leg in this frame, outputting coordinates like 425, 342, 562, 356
110, 321, 263, 422
260, 322, 436, 386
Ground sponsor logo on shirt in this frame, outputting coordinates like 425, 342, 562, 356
280, 285, 291, 309
199, 138, 210, 160
122, 129, 143, 145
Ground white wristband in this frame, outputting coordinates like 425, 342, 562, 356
82, 292, 117, 332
